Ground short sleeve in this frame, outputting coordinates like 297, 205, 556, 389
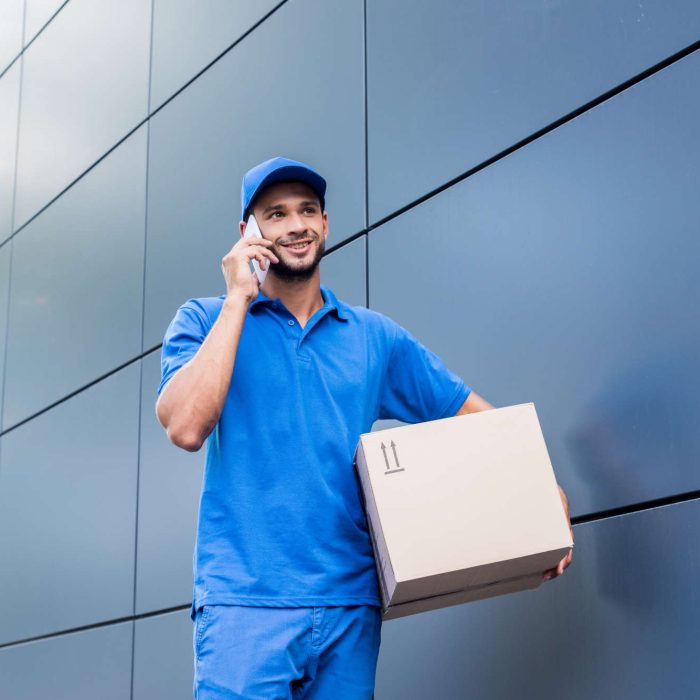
157, 301, 210, 396
377, 323, 470, 423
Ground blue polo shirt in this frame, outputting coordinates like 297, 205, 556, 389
158, 285, 470, 614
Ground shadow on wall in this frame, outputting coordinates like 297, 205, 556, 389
567, 351, 700, 615
568, 351, 699, 511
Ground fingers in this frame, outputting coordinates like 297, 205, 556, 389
542, 549, 574, 583
245, 242, 279, 266
220, 236, 280, 299
239, 236, 276, 251
250, 247, 278, 271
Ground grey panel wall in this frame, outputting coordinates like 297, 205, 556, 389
367, 0, 700, 222
0, 622, 133, 700
0, 0, 698, 696
376, 499, 700, 699
0, 241, 11, 427
0, 0, 24, 72
3, 126, 147, 429
369, 50, 700, 518
13, 0, 150, 229
133, 610, 194, 700
322, 235, 367, 308
23, 0, 67, 45
143, 0, 365, 349
136, 350, 203, 614
149, 0, 280, 111
0, 363, 139, 644
0, 60, 20, 244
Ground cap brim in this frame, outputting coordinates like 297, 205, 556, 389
246, 165, 326, 216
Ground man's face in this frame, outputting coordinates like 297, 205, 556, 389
248, 181, 328, 280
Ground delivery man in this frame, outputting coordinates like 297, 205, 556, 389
155, 156, 573, 699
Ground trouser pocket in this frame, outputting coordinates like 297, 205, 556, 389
194, 605, 212, 660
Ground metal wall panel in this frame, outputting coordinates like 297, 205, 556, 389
143, 0, 365, 349
322, 235, 367, 308
0, 622, 133, 700
0, 363, 140, 645
3, 126, 146, 429
369, 53, 700, 518
13, 0, 150, 228
0, 61, 20, 243
0, 241, 11, 427
133, 610, 193, 700
0, 0, 24, 72
376, 499, 700, 699
136, 350, 203, 614
367, 0, 700, 223
23, 0, 67, 45
149, 0, 280, 111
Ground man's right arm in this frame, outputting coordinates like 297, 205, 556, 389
155, 293, 249, 452
155, 233, 278, 452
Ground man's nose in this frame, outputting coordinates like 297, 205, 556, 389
287, 212, 307, 232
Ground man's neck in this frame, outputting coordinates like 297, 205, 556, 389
261, 271, 324, 327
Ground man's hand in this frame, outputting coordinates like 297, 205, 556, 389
224, 227, 279, 302
542, 484, 574, 582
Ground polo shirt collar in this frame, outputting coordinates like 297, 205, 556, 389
249, 284, 350, 322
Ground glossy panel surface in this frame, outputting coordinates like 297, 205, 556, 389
377, 499, 700, 699
23, 0, 66, 44
136, 350, 204, 614
3, 127, 146, 428
133, 610, 193, 700
0, 0, 24, 72
369, 53, 700, 517
0, 363, 140, 644
322, 235, 366, 308
0, 622, 133, 700
0, 61, 20, 242
143, 0, 364, 349
150, 0, 280, 110
367, 0, 700, 222
14, 0, 150, 227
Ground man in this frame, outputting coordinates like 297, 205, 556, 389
156, 156, 573, 698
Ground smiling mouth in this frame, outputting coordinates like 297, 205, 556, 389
281, 239, 313, 253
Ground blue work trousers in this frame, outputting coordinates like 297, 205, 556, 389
193, 604, 382, 699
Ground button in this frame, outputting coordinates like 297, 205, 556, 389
288, 320, 295, 326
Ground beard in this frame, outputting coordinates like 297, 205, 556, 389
272, 236, 326, 281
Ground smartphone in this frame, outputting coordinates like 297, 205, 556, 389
243, 214, 268, 285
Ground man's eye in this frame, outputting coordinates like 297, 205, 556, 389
271, 211, 283, 218
304, 207, 316, 214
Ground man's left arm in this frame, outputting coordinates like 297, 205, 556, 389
454, 393, 574, 582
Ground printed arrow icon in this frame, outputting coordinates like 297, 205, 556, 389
390, 441, 400, 469
380, 443, 390, 470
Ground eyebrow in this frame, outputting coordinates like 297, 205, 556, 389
261, 200, 320, 215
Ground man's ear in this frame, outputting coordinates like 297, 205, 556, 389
239, 220, 246, 237
322, 211, 329, 242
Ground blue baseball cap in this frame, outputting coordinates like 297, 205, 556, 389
240, 156, 327, 220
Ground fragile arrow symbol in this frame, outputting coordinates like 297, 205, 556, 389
391, 441, 400, 469
380, 443, 390, 470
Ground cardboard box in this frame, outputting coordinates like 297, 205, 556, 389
354, 403, 573, 620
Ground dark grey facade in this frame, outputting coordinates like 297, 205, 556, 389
0, 1, 698, 697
